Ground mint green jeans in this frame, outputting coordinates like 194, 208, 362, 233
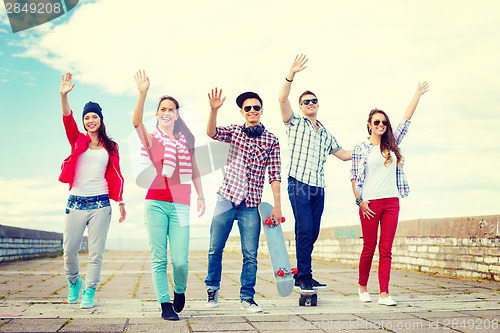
144, 200, 190, 303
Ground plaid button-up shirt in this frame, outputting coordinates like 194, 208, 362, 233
212, 124, 281, 207
351, 119, 411, 198
285, 112, 341, 188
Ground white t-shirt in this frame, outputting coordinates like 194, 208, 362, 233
361, 145, 399, 201
70, 148, 109, 196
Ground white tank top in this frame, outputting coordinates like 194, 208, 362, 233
362, 145, 399, 200
70, 148, 109, 196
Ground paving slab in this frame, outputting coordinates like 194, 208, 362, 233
0, 250, 498, 332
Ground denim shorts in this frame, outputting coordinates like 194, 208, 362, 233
65, 194, 110, 213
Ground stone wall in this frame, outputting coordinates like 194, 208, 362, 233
227, 214, 500, 280
0, 224, 64, 262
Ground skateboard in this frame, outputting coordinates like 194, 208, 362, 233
258, 202, 297, 297
299, 290, 318, 306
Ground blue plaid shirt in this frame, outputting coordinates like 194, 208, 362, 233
351, 119, 411, 198
285, 112, 341, 187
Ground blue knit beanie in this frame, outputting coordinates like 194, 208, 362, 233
82, 101, 103, 120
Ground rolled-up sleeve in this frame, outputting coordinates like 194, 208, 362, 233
211, 125, 234, 143
330, 135, 342, 154
394, 119, 411, 145
350, 144, 363, 180
267, 138, 281, 183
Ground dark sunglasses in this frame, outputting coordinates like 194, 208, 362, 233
243, 105, 261, 112
301, 99, 318, 105
373, 120, 388, 126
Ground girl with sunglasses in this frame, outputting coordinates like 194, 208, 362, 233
132, 70, 205, 321
59, 72, 126, 309
351, 82, 429, 306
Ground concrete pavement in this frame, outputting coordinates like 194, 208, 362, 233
0, 250, 499, 332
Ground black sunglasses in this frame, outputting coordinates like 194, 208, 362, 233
301, 99, 318, 105
243, 105, 262, 112
373, 120, 388, 126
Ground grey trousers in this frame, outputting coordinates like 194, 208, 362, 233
63, 206, 112, 289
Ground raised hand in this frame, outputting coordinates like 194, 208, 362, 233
60, 72, 75, 96
134, 70, 150, 93
208, 87, 226, 111
416, 81, 429, 95
290, 54, 308, 74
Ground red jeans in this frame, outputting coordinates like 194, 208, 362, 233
358, 197, 400, 293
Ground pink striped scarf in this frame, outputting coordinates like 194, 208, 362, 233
140, 128, 192, 184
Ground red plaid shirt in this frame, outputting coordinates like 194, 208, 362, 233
212, 124, 281, 207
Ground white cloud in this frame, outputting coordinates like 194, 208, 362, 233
2, 0, 500, 237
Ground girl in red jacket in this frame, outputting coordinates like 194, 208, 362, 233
59, 72, 126, 309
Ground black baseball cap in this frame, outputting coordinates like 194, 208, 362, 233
236, 91, 263, 108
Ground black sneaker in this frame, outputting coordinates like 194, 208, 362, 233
173, 292, 185, 313
299, 279, 314, 293
312, 278, 327, 289
295, 278, 327, 289
206, 288, 219, 308
240, 298, 263, 313
161, 302, 179, 321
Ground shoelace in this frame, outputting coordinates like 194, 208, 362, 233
245, 299, 258, 306
207, 290, 216, 301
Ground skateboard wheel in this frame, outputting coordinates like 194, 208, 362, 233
265, 218, 272, 226
281, 217, 286, 223
311, 294, 318, 306
291, 267, 298, 275
277, 269, 285, 277
299, 296, 306, 306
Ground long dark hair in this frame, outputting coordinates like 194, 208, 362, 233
97, 122, 118, 155
157, 96, 195, 151
367, 109, 402, 166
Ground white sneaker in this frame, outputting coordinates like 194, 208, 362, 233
358, 288, 372, 302
378, 295, 397, 306
240, 299, 262, 313
206, 289, 219, 308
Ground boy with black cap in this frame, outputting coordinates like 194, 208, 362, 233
204, 87, 282, 313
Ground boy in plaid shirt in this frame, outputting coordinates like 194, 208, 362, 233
204, 88, 282, 313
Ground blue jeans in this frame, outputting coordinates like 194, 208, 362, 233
144, 200, 190, 303
287, 177, 325, 281
205, 195, 260, 301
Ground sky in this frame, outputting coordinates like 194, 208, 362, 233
1, 0, 499, 249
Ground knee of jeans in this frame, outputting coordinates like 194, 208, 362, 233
378, 249, 393, 257
241, 249, 258, 263
171, 259, 188, 271
151, 257, 168, 270
362, 242, 377, 254
88, 254, 103, 265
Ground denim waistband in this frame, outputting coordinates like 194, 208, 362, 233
67, 194, 110, 211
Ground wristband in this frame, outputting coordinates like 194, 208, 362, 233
285, 77, 293, 82
118, 201, 125, 206
197, 196, 205, 201
355, 197, 363, 206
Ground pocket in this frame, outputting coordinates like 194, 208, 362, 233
65, 197, 76, 214
252, 145, 268, 165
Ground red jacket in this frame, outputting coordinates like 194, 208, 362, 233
58, 111, 124, 202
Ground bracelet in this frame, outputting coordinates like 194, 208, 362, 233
285, 77, 293, 82
118, 201, 125, 206
355, 197, 363, 206
197, 196, 205, 201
